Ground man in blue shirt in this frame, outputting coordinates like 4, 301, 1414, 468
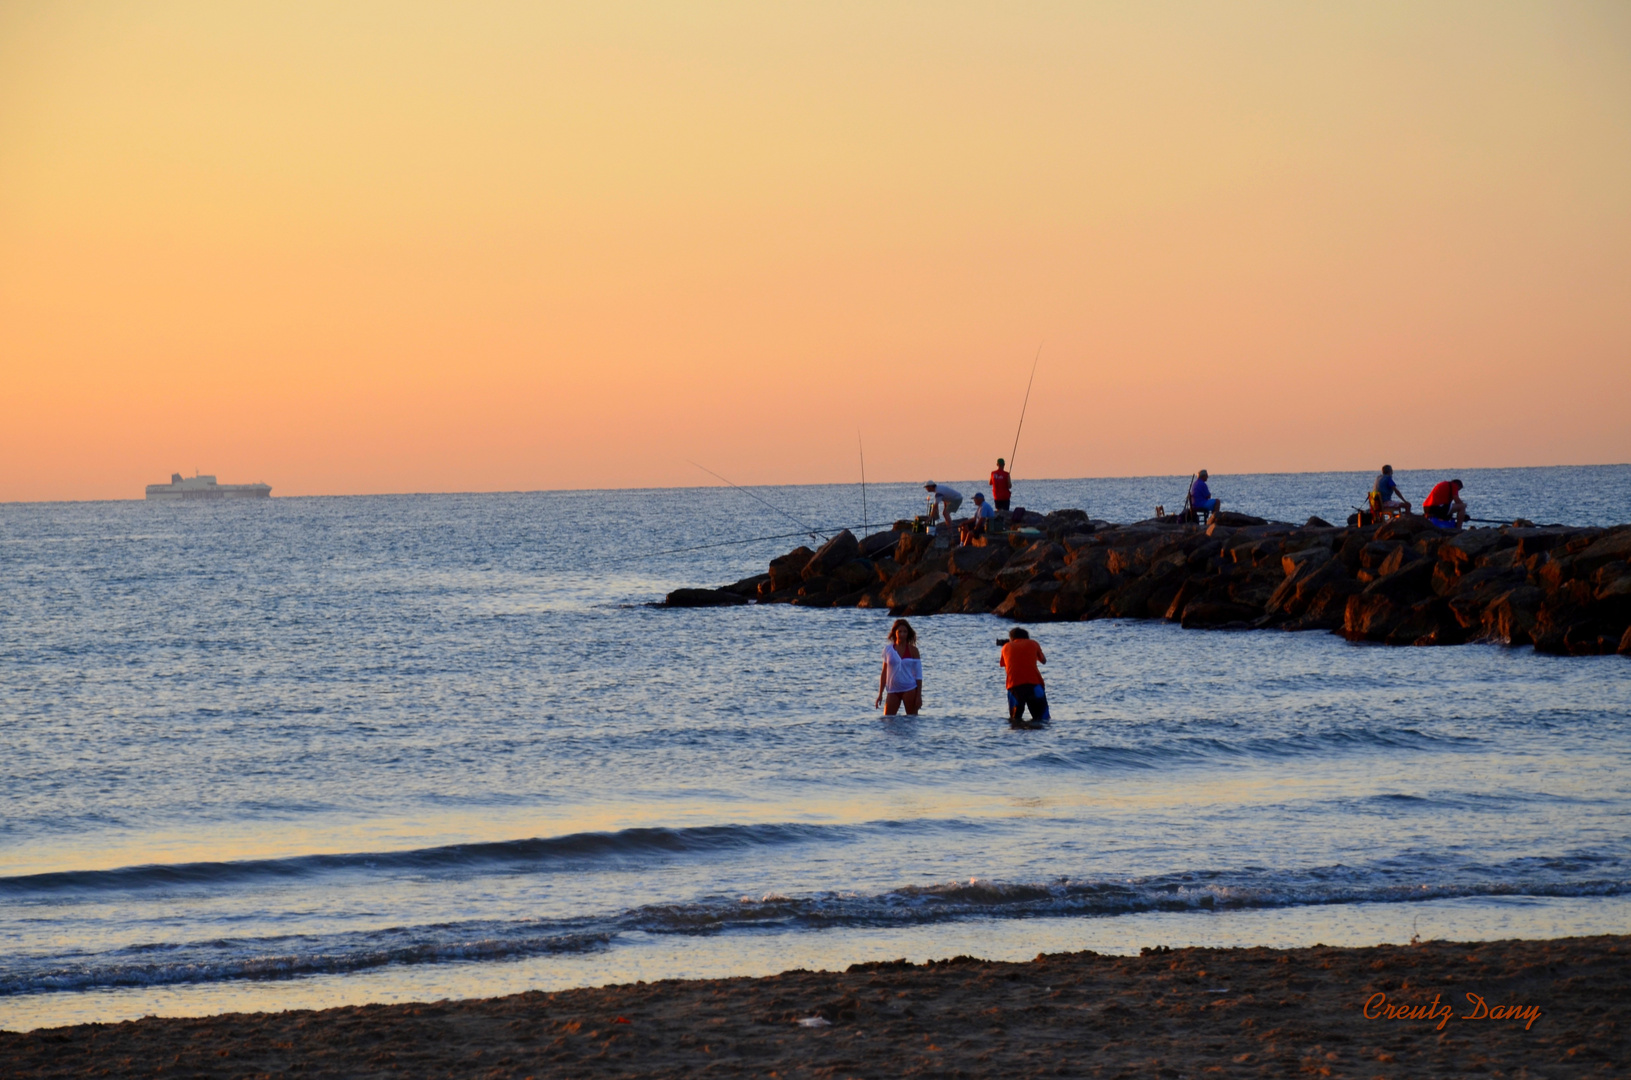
959, 492, 995, 545
1372, 464, 1410, 514
1189, 470, 1220, 519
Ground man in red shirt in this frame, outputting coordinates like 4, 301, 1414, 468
1422, 479, 1468, 527
990, 458, 1012, 511
1000, 627, 1049, 726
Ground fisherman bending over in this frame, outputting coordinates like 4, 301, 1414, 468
1189, 470, 1220, 520
923, 481, 963, 527
1371, 464, 1410, 515
960, 492, 994, 545
1422, 479, 1468, 528
1000, 627, 1049, 727
990, 459, 1012, 512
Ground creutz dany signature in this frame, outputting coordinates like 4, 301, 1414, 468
1363, 992, 1543, 1031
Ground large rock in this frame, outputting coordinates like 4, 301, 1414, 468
767, 546, 815, 593
947, 544, 1009, 579
993, 579, 1063, 621
944, 579, 1004, 614
888, 572, 953, 616
1344, 592, 1406, 641
1438, 529, 1510, 572
1482, 587, 1545, 644
858, 529, 905, 559
1168, 575, 1235, 620
1573, 529, 1631, 577
1226, 569, 1282, 611
1300, 579, 1364, 627
1338, 529, 1375, 574
1208, 510, 1268, 528
1508, 527, 1574, 560
1376, 545, 1423, 578
996, 544, 1064, 592
1388, 598, 1466, 646
796, 576, 835, 599
770, 545, 814, 574
722, 573, 770, 597
1269, 557, 1349, 619
1358, 541, 1403, 574
1051, 583, 1097, 620
1362, 558, 1436, 607
1060, 551, 1114, 595
1597, 570, 1631, 602
1374, 516, 1440, 542
1281, 546, 1334, 579
894, 532, 933, 565
664, 587, 749, 607
1093, 563, 1184, 619
832, 558, 877, 590
1180, 600, 1259, 628
802, 531, 861, 580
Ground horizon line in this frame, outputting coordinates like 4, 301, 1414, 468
4, 461, 1629, 508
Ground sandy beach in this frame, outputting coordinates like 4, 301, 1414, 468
5, 935, 1624, 1078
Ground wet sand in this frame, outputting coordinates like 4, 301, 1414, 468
4, 936, 1625, 1078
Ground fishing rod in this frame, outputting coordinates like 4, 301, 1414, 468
601, 525, 874, 565
858, 430, 868, 539
1008, 343, 1043, 473
688, 461, 827, 540
604, 518, 898, 565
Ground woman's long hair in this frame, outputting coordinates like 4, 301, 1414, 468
888, 618, 916, 645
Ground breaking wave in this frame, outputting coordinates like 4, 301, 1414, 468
5, 854, 1623, 996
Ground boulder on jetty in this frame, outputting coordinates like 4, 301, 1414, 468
665, 513, 1631, 655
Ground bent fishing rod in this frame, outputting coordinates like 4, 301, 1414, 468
602, 522, 884, 565
688, 461, 828, 541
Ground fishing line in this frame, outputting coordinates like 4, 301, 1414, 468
688, 461, 826, 539
602, 523, 878, 565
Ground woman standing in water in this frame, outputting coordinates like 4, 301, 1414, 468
875, 618, 923, 716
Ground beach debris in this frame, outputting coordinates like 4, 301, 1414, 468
613, 1016, 631, 1024
797, 1016, 833, 1028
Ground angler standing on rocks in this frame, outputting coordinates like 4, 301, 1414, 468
924, 482, 963, 529
990, 459, 1012, 512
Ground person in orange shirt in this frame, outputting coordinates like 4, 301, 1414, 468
990, 458, 1012, 512
999, 627, 1049, 727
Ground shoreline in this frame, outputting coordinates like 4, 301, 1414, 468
3, 936, 1624, 1077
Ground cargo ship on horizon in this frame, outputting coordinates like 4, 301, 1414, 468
145, 473, 272, 500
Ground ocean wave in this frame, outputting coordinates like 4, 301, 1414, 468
5, 858, 1624, 996
0, 820, 952, 896
1024, 726, 1480, 771
2, 930, 609, 996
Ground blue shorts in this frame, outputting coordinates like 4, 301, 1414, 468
1195, 498, 1219, 513
1007, 684, 1049, 722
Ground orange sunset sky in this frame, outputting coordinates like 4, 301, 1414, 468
2, 2, 1628, 503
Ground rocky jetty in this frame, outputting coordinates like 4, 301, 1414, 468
666, 510, 1631, 656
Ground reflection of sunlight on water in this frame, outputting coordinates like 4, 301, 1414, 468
2, 473, 1629, 1027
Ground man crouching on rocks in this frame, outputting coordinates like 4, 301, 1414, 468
1000, 627, 1049, 727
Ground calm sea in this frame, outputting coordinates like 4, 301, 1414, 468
3, 465, 1629, 1031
